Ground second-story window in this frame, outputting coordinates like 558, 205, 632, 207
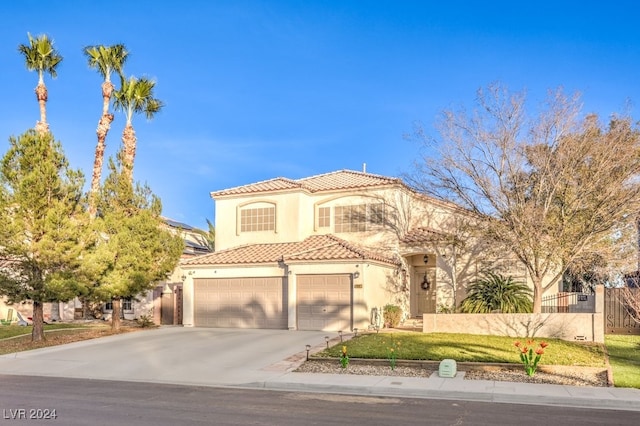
240, 206, 275, 232
335, 204, 367, 232
318, 206, 331, 228
334, 203, 385, 233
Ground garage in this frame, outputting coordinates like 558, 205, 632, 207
297, 274, 352, 331
194, 277, 287, 329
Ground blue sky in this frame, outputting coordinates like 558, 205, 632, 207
1, 1, 639, 230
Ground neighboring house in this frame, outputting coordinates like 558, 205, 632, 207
57, 218, 212, 324
180, 169, 546, 331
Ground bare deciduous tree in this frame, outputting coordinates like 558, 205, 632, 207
407, 84, 640, 312
351, 190, 495, 311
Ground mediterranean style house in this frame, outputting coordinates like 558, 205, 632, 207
180, 169, 539, 331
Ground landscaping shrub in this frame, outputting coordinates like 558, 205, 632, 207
459, 271, 532, 313
136, 311, 155, 328
383, 304, 402, 327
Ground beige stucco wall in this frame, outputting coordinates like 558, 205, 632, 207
422, 286, 605, 342
422, 312, 604, 343
359, 263, 402, 329
213, 186, 452, 251
214, 192, 306, 250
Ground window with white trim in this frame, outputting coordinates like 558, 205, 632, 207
318, 206, 331, 228
334, 203, 384, 233
240, 206, 275, 232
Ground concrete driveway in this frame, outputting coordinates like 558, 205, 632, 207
0, 327, 331, 387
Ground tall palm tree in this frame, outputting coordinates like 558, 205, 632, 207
112, 76, 163, 182
18, 33, 63, 135
83, 44, 129, 218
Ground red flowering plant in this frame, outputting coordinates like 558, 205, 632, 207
514, 339, 549, 376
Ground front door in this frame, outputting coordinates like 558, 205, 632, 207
412, 267, 436, 316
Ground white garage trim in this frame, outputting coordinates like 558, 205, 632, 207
297, 274, 352, 331
194, 277, 287, 329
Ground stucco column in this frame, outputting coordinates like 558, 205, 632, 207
593, 285, 605, 343
182, 276, 195, 327
352, 271, 366, 329
287, 272, 297, 330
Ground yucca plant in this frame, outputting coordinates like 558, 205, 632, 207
459, 272, 533, 313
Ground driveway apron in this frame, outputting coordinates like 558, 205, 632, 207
0, 327, 330, 387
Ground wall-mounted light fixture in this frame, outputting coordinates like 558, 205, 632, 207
423, 254, 429, 264
353, 271, 360, 279
181, 275, 186, 282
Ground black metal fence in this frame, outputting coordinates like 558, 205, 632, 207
541, 292, 595, 313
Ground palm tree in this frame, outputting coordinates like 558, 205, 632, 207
18, 33, 63, 135
112, 76, 163, 182
83, 44, 129, 218
459, 272, 533, 313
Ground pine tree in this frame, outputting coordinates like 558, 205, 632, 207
0, 130, 87, 341
82, 153, 183, 331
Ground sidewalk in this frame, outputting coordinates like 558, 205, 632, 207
256, 370, 640, 412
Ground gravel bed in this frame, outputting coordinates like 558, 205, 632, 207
295, 360, 610, 387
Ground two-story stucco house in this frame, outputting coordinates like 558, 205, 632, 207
180, 169, 527, 331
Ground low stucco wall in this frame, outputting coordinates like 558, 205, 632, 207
422, 312, 604, 343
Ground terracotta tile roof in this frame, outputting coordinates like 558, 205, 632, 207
297, 170, 402, 192
401, 227, 449, 245
181, 234, 399, 266
210, 170, 403, 198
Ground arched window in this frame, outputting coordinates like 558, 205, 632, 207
239, 202, 276, 232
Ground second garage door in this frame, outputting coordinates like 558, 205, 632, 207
194, 277, 287, 329
297, 274, 352, 331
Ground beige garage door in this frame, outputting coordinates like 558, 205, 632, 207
194, 277, 287, 329
297, 274, 352, 331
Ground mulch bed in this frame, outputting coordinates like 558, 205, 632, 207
295, 358, 611, 387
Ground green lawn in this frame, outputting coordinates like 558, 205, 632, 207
317, 332, 607, 367
0, 323, 90, 340
605, 335, 640, 388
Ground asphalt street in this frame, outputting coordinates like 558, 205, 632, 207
2, 375, 638, 426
